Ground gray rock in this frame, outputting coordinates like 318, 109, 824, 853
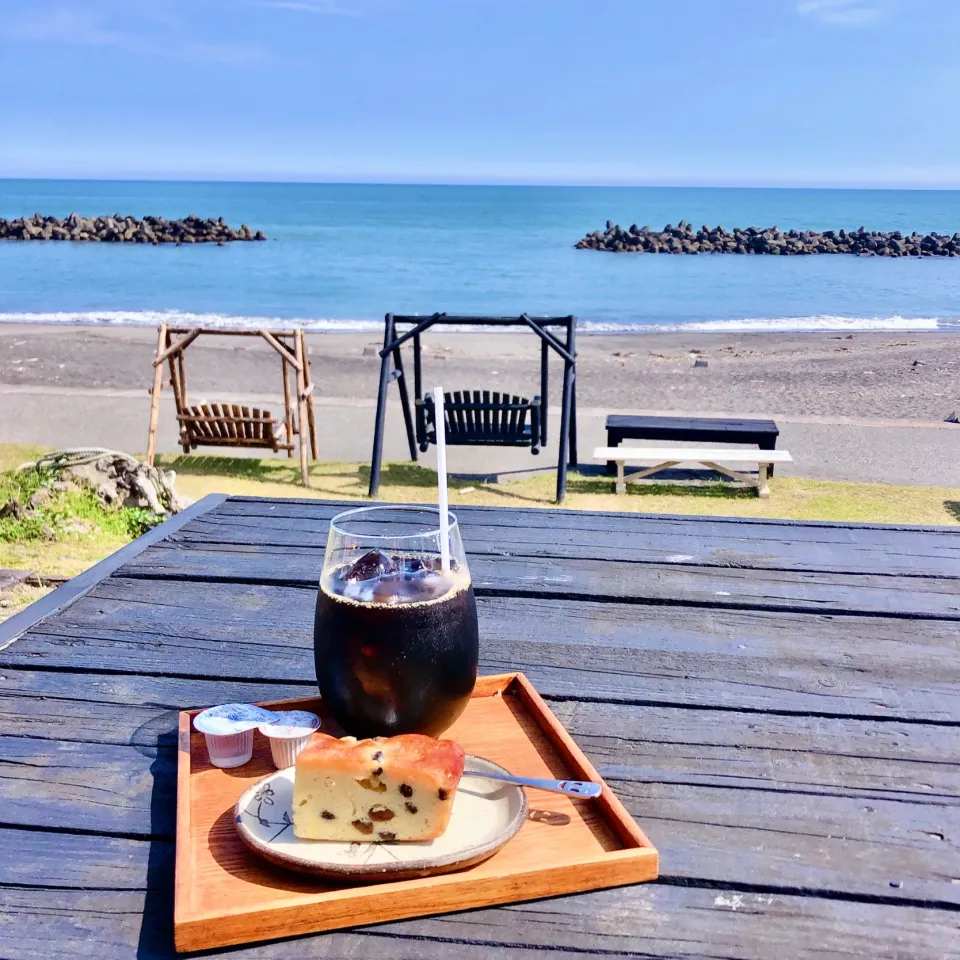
0, 498, 25, 519
574, 222, 960, 256
27, 487, 54, 509
0, 214, 265, 244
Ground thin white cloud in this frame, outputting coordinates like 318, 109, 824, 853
0, 2, 268, 65
797, 0, 891, 26
264, 1, 359, 12
256, 0, 387, 16
1, 6, 125, 45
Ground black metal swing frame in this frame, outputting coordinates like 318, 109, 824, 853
368, 313, 578, 503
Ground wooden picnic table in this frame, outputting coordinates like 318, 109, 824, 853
1, 494, 958, 958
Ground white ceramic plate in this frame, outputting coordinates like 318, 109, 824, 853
234, 755, 528, 881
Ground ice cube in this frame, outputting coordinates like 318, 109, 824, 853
343, 549, 396, 582
396, 568, 450, 603
343, 579, 377, 602
371, 580, 403, 605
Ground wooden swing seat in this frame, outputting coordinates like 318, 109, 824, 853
418, 390, 542, 454
178, 403, 293, 454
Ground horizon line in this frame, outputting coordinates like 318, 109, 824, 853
2, 175, 960, 192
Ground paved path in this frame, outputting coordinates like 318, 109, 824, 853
1, 385, 958, 487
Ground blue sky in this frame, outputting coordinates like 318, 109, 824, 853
1, 0, 958, 186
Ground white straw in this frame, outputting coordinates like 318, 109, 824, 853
433, 385, 450, 572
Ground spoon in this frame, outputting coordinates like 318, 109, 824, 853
462, 768, 602, 798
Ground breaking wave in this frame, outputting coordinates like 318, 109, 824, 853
0, 309, 955, 334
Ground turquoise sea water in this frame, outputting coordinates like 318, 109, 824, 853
1, 179, 959, 333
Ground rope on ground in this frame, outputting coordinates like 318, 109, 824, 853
16, 448, 140, 473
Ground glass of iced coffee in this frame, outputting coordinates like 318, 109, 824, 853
314, 505, 479, 737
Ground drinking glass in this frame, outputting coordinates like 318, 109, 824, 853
314, 505, 479, 737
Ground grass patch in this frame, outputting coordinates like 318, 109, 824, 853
0, 445, 163, 583
155, 453, 960, 527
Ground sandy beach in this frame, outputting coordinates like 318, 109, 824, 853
2, 324, 958, 420
2, 324, 958, 486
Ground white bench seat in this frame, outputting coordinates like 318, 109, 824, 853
593, 446, 794, 498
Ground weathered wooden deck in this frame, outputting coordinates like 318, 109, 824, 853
1, 494, 958, 957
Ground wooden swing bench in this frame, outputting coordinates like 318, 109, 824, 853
369, 313, 578, 503
178, 403, 292, 453
418, 390, 543, 453
145, 325, 318, 486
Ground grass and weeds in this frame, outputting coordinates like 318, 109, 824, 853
157, 453, 960, 527
2, 441, 958, 622
0, 443, 162, 583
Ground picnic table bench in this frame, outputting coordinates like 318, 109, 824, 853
605, 414, 781, 474
1, 494, 959, 958
594, 446, 794, 497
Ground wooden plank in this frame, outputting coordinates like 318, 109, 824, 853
3, 722, 958, 906
118, 542, 960, 619
214, 403, 229, 439
552, 701, 960, 805
593, 446, 794, 463
0, 735, 175, 836
3, 666, 957, 806
259, 328, 301, 370
167, 509, 960, 578
151, 328, 201, 367
300, 329, 320, 461
0, 827, 164, 889
447, 390, 460, 438
2, 884, 955, 960
145, 322, 167, 465
282, 358, 294, 457
619, 778, 960, 907
444, 395, 455, 439
294, 331, 310, 485
7, 582, 960, 721
223, 403, 237, 439
227, 404, 241, 439
0, 494, 229, 649
606, 413, 780, 436
198, 403, 217, 438
205, 497, 960, 570
0, 669, 312, 746
215, 496, 960, 540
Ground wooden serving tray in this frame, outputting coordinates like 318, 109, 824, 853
175, 672, 659, 952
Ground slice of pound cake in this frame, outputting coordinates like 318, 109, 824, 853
292, 732, 465, 841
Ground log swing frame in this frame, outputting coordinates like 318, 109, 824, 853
145, 323, 318, 486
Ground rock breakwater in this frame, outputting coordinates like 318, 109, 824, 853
0, 213, 266, 244
576, 221, 960, 256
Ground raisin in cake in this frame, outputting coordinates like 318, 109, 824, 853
292, 733, 465, 841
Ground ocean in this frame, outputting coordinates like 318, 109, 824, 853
1, 179, 959, 334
